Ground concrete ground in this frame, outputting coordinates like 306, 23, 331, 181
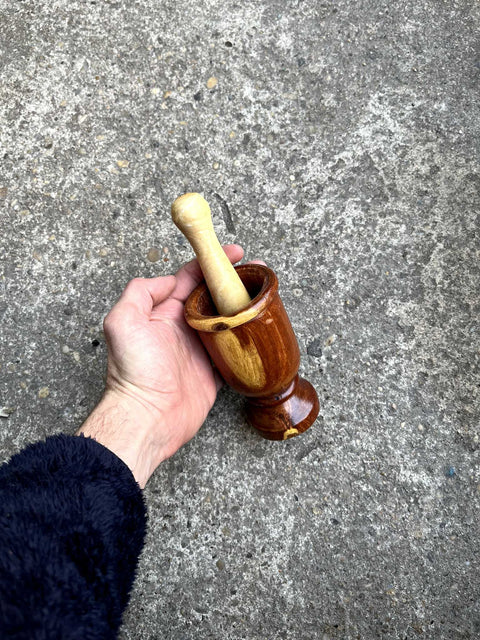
1, 0, 479, 638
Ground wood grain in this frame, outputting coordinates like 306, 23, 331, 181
185, 264, 319, 440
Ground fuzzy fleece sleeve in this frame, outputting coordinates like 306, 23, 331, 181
0, 434, 147, 640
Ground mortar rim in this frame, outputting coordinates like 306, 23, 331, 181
184, 264, 278, 332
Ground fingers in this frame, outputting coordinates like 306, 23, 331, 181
118, 275, 177, 316
245, 259, 267, 267
106, 245, 256, 328
172, 244, 244, 303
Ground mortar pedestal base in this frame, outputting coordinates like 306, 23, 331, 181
246, 375, 320, 441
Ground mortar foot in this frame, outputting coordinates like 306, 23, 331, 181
246, 375, 319, 441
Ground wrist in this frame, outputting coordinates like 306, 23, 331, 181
77, 390, 166, 488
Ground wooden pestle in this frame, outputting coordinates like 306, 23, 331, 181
171, 193, 251, 316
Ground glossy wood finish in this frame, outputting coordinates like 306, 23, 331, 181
185, 264, 319, 440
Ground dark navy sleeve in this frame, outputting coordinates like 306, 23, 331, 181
0, 434, 147, 640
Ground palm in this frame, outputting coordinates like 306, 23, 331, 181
103, 246, 244, 456
109, 298, 216, 430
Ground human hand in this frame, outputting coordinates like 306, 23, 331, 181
78, 244, 244, 487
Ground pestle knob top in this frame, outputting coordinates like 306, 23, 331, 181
171, 192, 212, 233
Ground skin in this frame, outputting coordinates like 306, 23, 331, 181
77, 245, 247, 488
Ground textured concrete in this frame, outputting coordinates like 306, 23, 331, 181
1, 0, 479, 638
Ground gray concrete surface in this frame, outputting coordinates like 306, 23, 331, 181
1, 0, 479, 638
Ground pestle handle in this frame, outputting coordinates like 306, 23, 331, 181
171, 193, 251, 316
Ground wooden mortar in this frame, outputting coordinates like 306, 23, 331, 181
184, 263, 319, 440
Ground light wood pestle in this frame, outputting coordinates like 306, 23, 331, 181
171, 193, 251, 316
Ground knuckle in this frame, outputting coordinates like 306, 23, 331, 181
127, 277, 143, 290
103, 313, 113, 333
103, 309, 119, 333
